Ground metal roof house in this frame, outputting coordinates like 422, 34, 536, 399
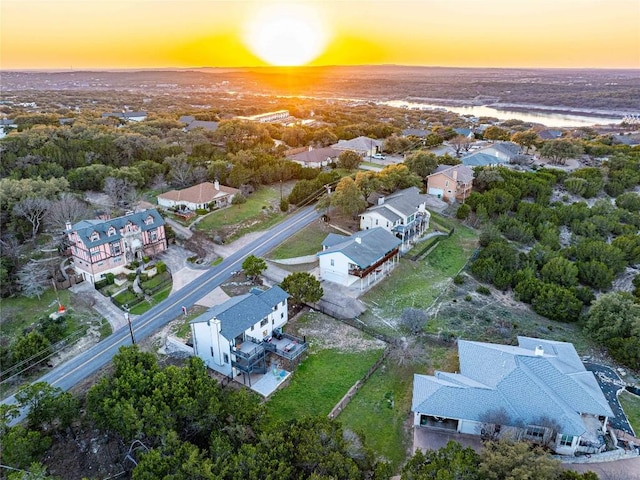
412, 337, 614, 455
317, 227, 401, 289
190, 286, 307, 395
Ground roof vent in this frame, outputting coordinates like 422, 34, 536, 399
534, 345, 544, 356
355, 237, 362, 244
378, 197, 385, 205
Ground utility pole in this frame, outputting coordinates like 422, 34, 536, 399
125, 309, 135, 344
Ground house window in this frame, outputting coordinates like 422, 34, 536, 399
223, 353, 229, 364
525, 426, 545, 440
260, 319, 268, 327
145, 215, 154, 225
90, 232, 100, 242
375, 219, 378, 225
107, 226, 116, 237
150, 230, 158, 242
111, 242, 121, 255
330, 259, 335, 266
445, 181, 449, 187
281, 312, 284, 319
560, 435, 573, 446
250, 325, 254, 331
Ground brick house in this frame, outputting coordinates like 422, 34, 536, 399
426, 164, 474, 202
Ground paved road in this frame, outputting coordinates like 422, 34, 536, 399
3, 206, 320, 412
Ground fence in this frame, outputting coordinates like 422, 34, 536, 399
328, 347, 390, 420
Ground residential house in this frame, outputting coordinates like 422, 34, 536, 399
66, 209, 167, 285
101, 111, 147, 122
190, 286, 307, 388
317, 227, 401, 289
285, 146, 340, 168
537, 129, 563, 140
157, 181, 239, 211
412, 337, 613, 456
360, 187, 431, 245
426, 165, 474, 202
0, 118, 17, 139
402, 128, 430, 138
454, 127, 475, 139
179, 116, 219, 132
461, 141, 521, 167
331, 136, 384, 158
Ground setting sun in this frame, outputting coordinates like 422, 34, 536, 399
242, 3, 329, 66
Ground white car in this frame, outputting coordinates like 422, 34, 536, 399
372, 153, 386, 160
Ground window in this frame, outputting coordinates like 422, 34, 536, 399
107, 226, 116, 237
445, 180, 449, 187
330, 259, 335, 266
525, 426, 545, 440
145, 215, 154, 225
375, 219, 378, 225
150, 230, 158, 242
223, 353, 229, 363
111, 242, 121, 255
90, 231, 100, 242
281, 312, 284, 319
250, 325, 254, 331
260, 319, 268, 327
560, 435, 573, 446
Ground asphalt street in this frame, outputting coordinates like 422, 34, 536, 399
3, 206, 320, 413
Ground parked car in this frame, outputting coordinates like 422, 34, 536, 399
372, 153, 386, 159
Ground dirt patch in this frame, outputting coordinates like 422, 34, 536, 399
290, 310, 386, 353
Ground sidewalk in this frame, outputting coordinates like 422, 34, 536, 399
70, 281, 131, 331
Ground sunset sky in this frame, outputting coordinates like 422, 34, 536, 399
1, 0, 639, 70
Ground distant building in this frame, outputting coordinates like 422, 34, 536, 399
66, 209, 167, 285
0, 118, 17, 139
461, 141, 521, 167
285, 146, 341, 168
179, 116, 219, 132
101, 111, 147, 122
331, 136, 384, 157
237, 110, 290, 123
157, 181, 239, 211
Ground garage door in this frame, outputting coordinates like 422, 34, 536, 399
428, 188, 444, 198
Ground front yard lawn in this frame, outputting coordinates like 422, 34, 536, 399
619, 390, 640, 436
266, 348, 384, 425
0, 290, 73, 339
267, 220, 329, 260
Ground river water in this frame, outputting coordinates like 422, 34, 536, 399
381, 100, 622, 128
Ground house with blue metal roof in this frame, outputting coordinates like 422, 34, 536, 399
190, 286, 307, 393
412, 337, 614, 455
66, 209, 167, 285
317, 227, 401, 289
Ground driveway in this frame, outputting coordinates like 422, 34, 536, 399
584, 362, 635, 435
413, 427, 483, 453
565, 456, 640, 479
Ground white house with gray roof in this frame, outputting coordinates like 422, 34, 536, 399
360, 187, 431, 247
412, 337, 613, 455
331, 136, 384, 157
317, 227, 401, 289
190, 286, 307, 388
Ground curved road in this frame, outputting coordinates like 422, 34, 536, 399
3, 206, 320, 410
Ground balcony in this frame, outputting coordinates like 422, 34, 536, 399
262, 332, 308, 360
232, 341, 267, 374
348, 248, 399, 278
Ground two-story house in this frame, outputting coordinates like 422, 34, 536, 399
190, 286, 307, 388
426, 164, 474, 203
66, 209, 167, 285
359, 187, 431, 246
317, 227, 402, 289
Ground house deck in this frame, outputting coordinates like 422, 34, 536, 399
234, 367, 291, 397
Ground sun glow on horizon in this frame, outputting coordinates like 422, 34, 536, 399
242, 3, 330, 66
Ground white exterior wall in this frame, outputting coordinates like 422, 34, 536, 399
191, 318, 232, 376
360, 211, 396, 232
318, 252, 359, 287
554, 433, 579, 455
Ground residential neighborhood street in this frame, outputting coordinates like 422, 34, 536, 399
2, 206, 320, 415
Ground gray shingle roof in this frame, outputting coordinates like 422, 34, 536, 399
185, 120, 218, 132
430, 165, 474, 184
413, 337, 613, 437
332, 136, 383, 152
367, 187, 429, 219
191, 286, 288, 340
318, 227, 401, 268
462, 152, 508, 167
69, 209, 165, 248
288, 147, 340, 164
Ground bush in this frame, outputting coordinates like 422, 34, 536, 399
94, 278, 109, 290
456, 203, 471, 220
280, 198, 289, 212
104, 273, 115, 285
195, 208, 208, 215
453, 274, 465, 285
476, 285, 491, 295
232, 193, 247, 205
139, 273, 149, 282
127, 273, 137, 281
156, 261, 167, 273
464, 295, 472, 302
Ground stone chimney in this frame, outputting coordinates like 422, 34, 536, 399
534, 345, 544, 356
214, 180, 220, 190
452, 168, 458, 181
65, 221, 72, 232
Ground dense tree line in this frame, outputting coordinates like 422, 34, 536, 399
465, 153, 640, 369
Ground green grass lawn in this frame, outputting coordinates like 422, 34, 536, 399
268, 221, 328, 259
360, 223, 478, 332
194, 187, 283, 235
266, 348, 384, 425
0, 290, 73, 338
129, 284, 172, 315
619, 390, 640, 435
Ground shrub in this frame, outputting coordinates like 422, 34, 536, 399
232, 193, 247, 205
453, 274, 465, 285
95, 278, 109, 290
464, 295, 472, 302
127, 273, 137, 281
280, 198, 289, 212
456, 203, 471, 220
476, 285, 491, 295
104, 273, 115, 285
195, 208, 208, 215
142, 256, 150, 263
139, 273, 149, 282
156, 261, 167, 273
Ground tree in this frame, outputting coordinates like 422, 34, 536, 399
337, 150, 363, 170
12, 330, 51, 371
13, 197, 50, 241
354, 171, 381, 201
539, 257, 578, 288
404, 151, 438, 177
45, 192, 90, 233
456, 203, 471, 220
242, 255, 267, 283
400, 308, 428, 335
478, 441, 561, 480
17, 260, 50, 299
531, 284, 582, 322
511, 130, 539, 154
103, 176, 138, 210
331, 177, 366, 218
401, 441, 480, 480
280, 272, 323, 305
377, 164, 422, 192
0, 426, 52, 470
539, 140, 583, 165
483, 126, 510, 142
585, 292, 640, 344
450, 135, 474, 157
15, 382, 78, 431
214, 119, 272, 153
